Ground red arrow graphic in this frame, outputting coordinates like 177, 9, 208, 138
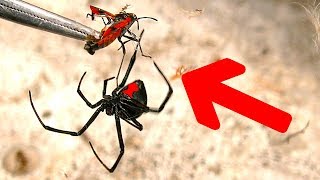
182, 58, 292, 133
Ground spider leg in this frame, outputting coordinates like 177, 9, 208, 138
116, 40, 130, 51
118, 105, 143, 131
113, 30, 145, 96
119, 99, 148, 112
78, 72, 103, 108
115, 62, 173, 113
116, 30, 137, 51
122, 118, 143, 131
123, 32, 151, 58
116, 30, 151, 58
29, 91, 103, 136
103, 76, 115, 96
116, 37, 127, 87
116, 61, 172, 113
117, 42, 138, 88
147, 61, 173, 112
89, 113, 124, 173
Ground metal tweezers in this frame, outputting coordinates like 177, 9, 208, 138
0, 0, 100, 41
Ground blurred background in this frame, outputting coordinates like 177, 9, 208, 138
0, 0, 319, 179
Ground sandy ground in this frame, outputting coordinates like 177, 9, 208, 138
0, 0, 319, 179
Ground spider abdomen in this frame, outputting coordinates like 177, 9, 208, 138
120, 80, 147, 105
118, 80, 147, 119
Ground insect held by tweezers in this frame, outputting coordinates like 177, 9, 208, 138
84, 5, 157, 56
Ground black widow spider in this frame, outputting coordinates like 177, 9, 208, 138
28, 31, 173, 173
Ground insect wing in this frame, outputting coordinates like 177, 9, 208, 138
89, 5, 115, 19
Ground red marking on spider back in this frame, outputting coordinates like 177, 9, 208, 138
122, 82, 139, 98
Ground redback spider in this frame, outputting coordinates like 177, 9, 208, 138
29, 31, 173, 173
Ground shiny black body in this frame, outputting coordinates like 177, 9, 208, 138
29, 35, 172, 172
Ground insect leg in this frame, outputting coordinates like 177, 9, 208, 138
116, 30, 137, 51
127, 29, 137, 39
123, 32, 151, 58
116, 40, 130, 51
102, 17, 107, 25
115, 30, 137, 51
106, 17, 112, 25
86, 13, 95, 20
